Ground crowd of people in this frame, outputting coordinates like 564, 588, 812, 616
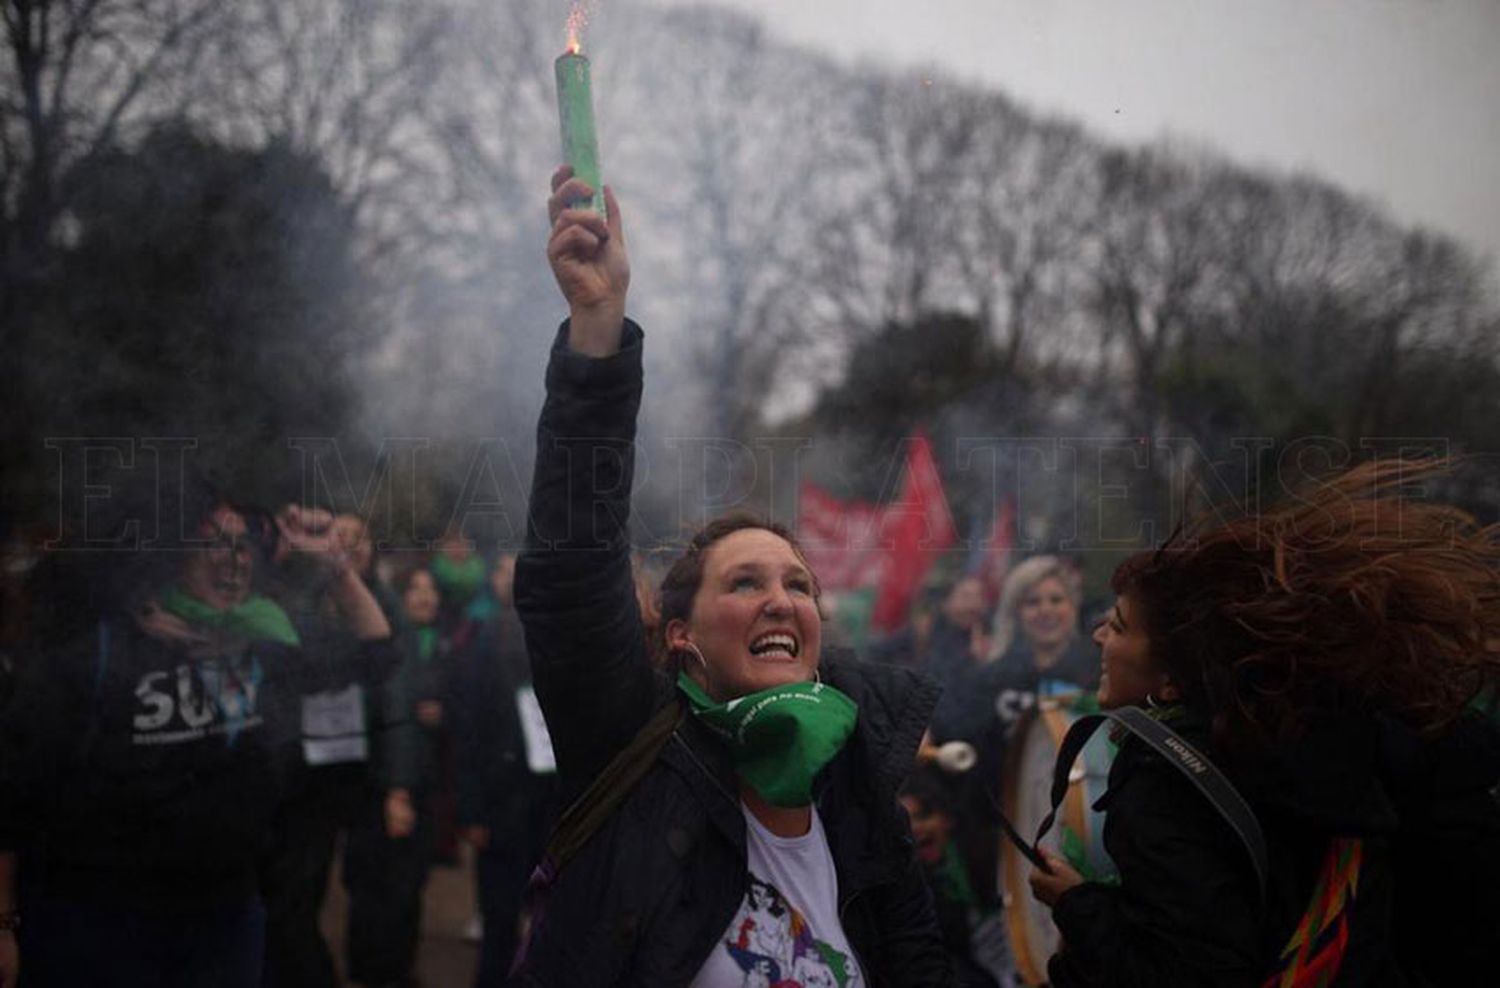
0, 165, 1497, 988
511, 168, 1500, 988
0, 497, 555, 988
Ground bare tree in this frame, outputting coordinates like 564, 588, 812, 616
1, 0, 226, 292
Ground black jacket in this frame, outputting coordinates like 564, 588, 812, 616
1047, 706, 1500, 987
0, 615, 303, 907
451, 599, 560, 838
513, 320, 951, 986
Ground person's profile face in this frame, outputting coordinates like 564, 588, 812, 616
1092, 594, 1169, 708
182, 506, 254, 610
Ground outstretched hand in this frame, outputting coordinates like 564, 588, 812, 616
546, 165, 629, 356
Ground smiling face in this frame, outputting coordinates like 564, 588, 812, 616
668, 527, 822, 702
899, 794, 954, 867
1019, 574, 1078, 653
1092, 593, 1176, 709
182, 505, 254, 610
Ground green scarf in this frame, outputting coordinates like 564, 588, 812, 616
415, 625, 439, 663
677, 672, 858, 808
158, 587, 301, 646
431, 554, 486, 604
935, 838, 980, 909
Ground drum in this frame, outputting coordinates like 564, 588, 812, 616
999, 694, 1118, 986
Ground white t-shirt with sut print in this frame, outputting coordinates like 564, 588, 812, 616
690, 805, 864, 988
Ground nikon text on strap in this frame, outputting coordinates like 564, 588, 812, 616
1034, 706, 1269, 901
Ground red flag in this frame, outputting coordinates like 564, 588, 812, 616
870, 433, 956, 633
796, 481, 885, 592
969, 497, 1016, 605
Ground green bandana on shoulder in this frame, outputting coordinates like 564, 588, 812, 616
676, 672, 859, 808
158, 587, 301, 646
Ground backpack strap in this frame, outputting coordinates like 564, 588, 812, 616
533, 698, 685, 885
1034, 707, 1270, 902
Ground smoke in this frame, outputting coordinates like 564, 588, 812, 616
5, 0, 1495, 552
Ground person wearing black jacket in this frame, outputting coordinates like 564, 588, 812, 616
1028, 461, 1500, 987
510, 168, 950, 985
261, 513, 399, 988
0, 497, 392, 988
449, 554, 561, 986
343, 565, 451, 988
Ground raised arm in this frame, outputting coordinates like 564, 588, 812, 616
514, 171, 657, 799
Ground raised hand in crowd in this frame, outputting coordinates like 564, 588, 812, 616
546, 165, 628, 356
274, 505, 390, 641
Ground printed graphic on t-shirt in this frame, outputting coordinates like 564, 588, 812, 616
718, 873, 859, 988
131, 654, 265, 746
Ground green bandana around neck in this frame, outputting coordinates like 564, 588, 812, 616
158, 587, 301, 646
676, 671, 859, 808
414, 625, 440, 663
431, 553, 486, 604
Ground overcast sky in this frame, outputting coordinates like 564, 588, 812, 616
648, 0, 1500, 269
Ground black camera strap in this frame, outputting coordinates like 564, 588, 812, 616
1032, 706, 1268, 901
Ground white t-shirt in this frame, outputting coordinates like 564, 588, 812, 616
690, 804, 864, 988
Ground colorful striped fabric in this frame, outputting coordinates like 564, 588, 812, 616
1263, 837, 1364, 988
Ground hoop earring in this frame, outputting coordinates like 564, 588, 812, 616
680, 641, 708, 671
1145, 692, 1160, 709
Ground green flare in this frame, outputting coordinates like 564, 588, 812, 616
555, 51, 606, 216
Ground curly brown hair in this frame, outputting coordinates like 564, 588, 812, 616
1112, 458, 1500, 751
653, 512, 822, 673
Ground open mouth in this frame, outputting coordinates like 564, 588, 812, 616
749, 632, 799, 661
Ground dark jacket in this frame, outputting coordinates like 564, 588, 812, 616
513, 320, 951, 986
0, 614, 304, 907
379, 622, 453, 792
1046, 705, 1500, 987
982, 637, 1099, 734
451, 597, 559, 838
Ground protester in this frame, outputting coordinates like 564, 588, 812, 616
343, 565, 450, 988
431, 527, 487, 630
900, 767, 1008, 988
1029, 460, 1500, 986
919, 576, 999, 743
982, 556, 1097, 734
0, 486, 390, 988
424, 527, 482, 865
451, 553, 561, 986
510, 167, 950, 983
260, 513, 397, 988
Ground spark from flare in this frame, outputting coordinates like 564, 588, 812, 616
566, 2, 590, 55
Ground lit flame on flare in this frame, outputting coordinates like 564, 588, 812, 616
566, 3, 588, 55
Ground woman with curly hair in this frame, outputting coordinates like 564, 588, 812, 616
1029, 459, 1500, 986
